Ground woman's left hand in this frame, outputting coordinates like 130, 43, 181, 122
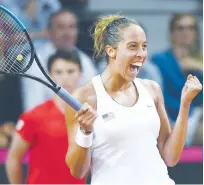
181, 74, 202, 106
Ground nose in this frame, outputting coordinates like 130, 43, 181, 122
135, 47, 145, 60
60, 72, 69, 81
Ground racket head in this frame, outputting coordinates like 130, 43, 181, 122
0, 5, 83, 111
0, 5, 35, 74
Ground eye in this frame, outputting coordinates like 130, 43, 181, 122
142, 44, 147, 50
56, 70, 62, 75
129, 44, 137, 49
67, 69, 76, 74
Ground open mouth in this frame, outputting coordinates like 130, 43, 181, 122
129, 62, 143, 73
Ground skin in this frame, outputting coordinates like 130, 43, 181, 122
65, 23, 202, 179
6, 58, 81, 184
49, 12, 78, 49
0, 122, 14, 148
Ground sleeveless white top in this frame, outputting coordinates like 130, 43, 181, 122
90, 75, 175, 185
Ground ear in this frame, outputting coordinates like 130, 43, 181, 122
105, 45, 116, 58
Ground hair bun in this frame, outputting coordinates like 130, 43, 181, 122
94, 15, 121, 58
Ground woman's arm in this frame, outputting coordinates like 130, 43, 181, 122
146, 75, 202, 167
65, 121, 92, 179
155, 83, 189, 167
65, 85, 97, 178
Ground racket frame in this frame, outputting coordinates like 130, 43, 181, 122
0, 5, 82, 110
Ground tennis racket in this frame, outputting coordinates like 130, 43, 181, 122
0, 5, 83, 111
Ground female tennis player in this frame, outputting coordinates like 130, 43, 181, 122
65, 15, 202, 185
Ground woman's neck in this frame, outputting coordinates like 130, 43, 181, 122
102, 66, 132, 92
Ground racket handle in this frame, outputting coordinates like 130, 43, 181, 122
57, 87, 83, 111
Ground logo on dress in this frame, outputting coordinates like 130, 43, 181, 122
102, 112, 116, 122
147, 104, 153, 108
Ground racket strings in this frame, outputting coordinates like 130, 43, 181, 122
0, 28, 28, 72
0, 10, 32, 73
2, 33, 28, 70
0, 25, 30, 72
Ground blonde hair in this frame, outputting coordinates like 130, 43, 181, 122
93, 15, 138, 61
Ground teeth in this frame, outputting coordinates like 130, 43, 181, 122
131, 62, 142, 67
134, 62, 142, 67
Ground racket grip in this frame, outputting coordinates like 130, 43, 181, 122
57, 87, 83, 111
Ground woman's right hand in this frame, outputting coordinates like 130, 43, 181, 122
75, 103, 98, 133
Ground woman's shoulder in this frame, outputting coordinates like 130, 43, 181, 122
138, 78, 160, 88
137, 78, 162, 103
73, 82, 97, 109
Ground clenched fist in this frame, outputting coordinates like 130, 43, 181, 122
181, 74, 202, 106
75, 103, 98, 133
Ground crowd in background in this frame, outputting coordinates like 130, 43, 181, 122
0, 0, 203, 184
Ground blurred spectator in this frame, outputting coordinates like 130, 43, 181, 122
151, 13, 203, 146
6, 49, 85, 184
39, 9, 97, 85
21, 9, 97, 111
1, 0, 61, 47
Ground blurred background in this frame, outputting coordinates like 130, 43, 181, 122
0, 0, 203, 184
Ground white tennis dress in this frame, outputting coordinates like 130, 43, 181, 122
90, 75, 175, 185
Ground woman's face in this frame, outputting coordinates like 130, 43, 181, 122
170, 16, 196, 47
109, 24, 147, 81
